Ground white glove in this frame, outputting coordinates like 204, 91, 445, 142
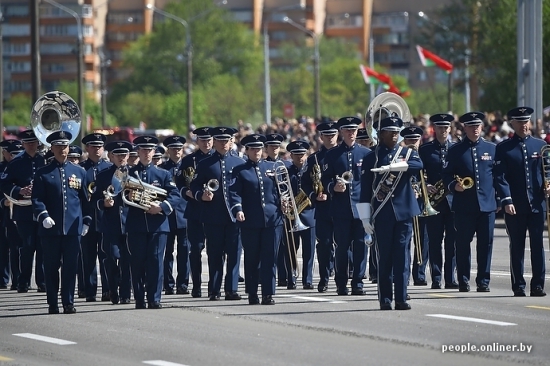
371, 161, 409, 173
43, 217, 55, 229
82, 224, 89, 237
355, 203, 374, 234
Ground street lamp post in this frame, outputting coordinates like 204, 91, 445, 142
418, 11, 470, 113
146, 4, 192, 135
98, 48, 111, 128
283, 17, 321, 120
42, 0, 85, 141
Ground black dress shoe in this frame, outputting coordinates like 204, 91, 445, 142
225, 292, 242, 301
476, 285, 490, 293
209, 294, 221, 301
148, 302, 162, 309
351, 288, 366, 296
380, 303, 392, 310
371, 278, 378, 284
277, 280, 287, 287
530, 287, 547, 297
413, 280, 428, 286
261, 295, 275, 305
303, 283, 314, 290
135, 302, 147, 309
110, 291, 119, 305
120, 298, 131, 304
248, 295, 260, 305
10, 285, 18, 291
287, 283, 297, 290
395, 302, 411, 310
238, 276, 245, 283
337, 287, 349, 296
513, 289, 526, 297
78, 291, 86, 298
165, 288, 175, 295
101, 292, 110, 301
37, 285, 46, 293
317, 284, 328, 293
431, 282, 442, 289
63, 305, 77, 314
48, 305, 60, 314
445, 282, 459, 289
458, 284, 470, 292
176, 287, 189, 295
86, 296, 96, 302
192, 291, 202, 298
17, 287, 28, 293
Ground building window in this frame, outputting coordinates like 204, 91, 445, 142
83, 44, 93, 55
40, 4, 86, 18
82, 5, 92, 18
326, 14, 363, 29
3, 24, 31, 37
41, 24, 78, 37
108, 12, 143, 24
7, 80, 31, 92
107, 32, 140, 42
6, 61, 31, 73
418, 71, 427, 81
392, 69, 409, 79
373, 32, 409, 46
389, 51, 408, 63
3, 42, 31, 55
230, 10, 252, 22
40, 43, 75, 54
4, 4, 29, 17
271, 31, 288, 41
83, 25, 94, 37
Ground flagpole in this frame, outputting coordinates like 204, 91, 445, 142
369, 37, 375, 101
447, 72, 453, 114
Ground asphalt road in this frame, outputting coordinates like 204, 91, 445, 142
0, 220, 549, 366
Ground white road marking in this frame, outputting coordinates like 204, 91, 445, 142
490, 270, 550, 280
425, 314, 516, 326
277, 294, 346, 304
143, 361, 189, 366
13, 333, 76, 345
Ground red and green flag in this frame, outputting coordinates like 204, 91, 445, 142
359, 65, 391, 86
416, 45, 453, 74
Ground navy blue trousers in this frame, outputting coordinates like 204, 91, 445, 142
0, 226, 9, 286
41, 235, 80, 307
454, 211, 495, 287
203, 223, 241, 295
284, 227, 315, 286
80, 230, 109, 296
505, 212, 546, 291
187, 219, 205, 293
411, 217, 429, 283
128, 232, 167, 305
164, 228, 190, 291
333, 218, 367, 290
104, 233, 132, 300
16, 220, 44, 289
6, 223, 21, 287
315, 218, 334, 287
426, 210, 456, 285
374, 210, 411, 305
241, 225, 283, 297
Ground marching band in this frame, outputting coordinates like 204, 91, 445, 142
0, 91, 547, 314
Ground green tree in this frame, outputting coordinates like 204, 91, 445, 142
3, 94, 32, 128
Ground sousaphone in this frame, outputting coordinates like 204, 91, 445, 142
365, 92, 411, 143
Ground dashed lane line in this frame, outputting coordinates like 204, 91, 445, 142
276, 294, 347, 304
525, 305, 550, 311
427, 294, 456, 298
13, 333, 76, 345
425, 314, 516, 326
143, 361, 189, 366
0, 355, 13, 361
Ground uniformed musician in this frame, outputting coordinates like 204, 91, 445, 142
359, 117, 423, 310
419, 114, 457, 289
176, 127, 214, 298
442, 112, 497, 293
356, 128, 374, 148
92, 141, 133, 304
264, 133, 291, 287
229, 134, 284, 305
0, 140, 23, 289
321, 116, 370, 296
80, 133, 112, 302
161, 135, 189, 295
153, 145, 165, 166
127, 135, 181, 309
128, 145, 139, 167
190, 127, 245, 301
32, 131, 91, 314
283, 141, 315, 289
0, 129, 46, 293
302, 122, 338, 292
401, 126, 430, 287
495, 107, 547, 297
68, 145, 83, 164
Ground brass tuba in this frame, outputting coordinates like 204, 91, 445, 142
114, 167, 168, 211
4, 91, 81, 207
31, 91, 81, 148
365, 92, 411, 143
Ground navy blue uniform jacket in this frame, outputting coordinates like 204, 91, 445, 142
161, 158, 187, 229
91, 165, 128, 235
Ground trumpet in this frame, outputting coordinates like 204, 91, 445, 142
204, 179, 219, 192
455, 175, 474, 190
336, 171, 353, 185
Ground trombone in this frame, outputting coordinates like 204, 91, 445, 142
273, 161, 308, 278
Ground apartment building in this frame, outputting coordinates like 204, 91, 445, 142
0, 0, 451, 102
